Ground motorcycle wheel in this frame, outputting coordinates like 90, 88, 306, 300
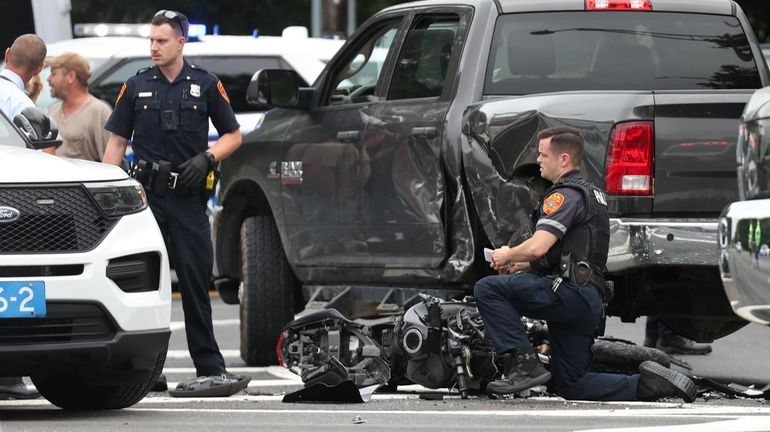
590, 338, 671, 375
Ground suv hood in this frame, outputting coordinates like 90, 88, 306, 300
0, 146, 127, 183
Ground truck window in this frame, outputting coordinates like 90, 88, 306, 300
327, 21, 400, 106
387, 16, 459, 100
485, 12, 762, 95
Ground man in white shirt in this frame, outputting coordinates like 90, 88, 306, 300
0, 33, 45, 401
0, 34, 46, 120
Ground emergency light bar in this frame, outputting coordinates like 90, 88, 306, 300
74, 23, 207, 39
585, 0, 652, 10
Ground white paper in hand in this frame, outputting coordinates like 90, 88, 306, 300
484, 248, 493, 262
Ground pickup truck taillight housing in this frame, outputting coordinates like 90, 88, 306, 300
605, 121, 653, 196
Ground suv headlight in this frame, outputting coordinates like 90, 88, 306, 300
85, 179, 148, 217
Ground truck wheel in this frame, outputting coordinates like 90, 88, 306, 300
239, 215, 297, 366
32, 350, 166, 410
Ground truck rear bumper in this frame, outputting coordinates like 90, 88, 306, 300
607, 218, 718, 273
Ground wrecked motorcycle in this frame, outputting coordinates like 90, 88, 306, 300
277, 294, 672, 400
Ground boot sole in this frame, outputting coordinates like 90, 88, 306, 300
639, 361, 696, 403
486, 372, 552, 397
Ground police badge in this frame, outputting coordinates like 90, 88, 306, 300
190, 84, 201, 98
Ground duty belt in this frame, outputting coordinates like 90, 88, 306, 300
130, 159, 181, 196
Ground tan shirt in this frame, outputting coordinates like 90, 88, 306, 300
49, 97, 113, 162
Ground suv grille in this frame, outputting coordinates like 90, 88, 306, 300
0, 303, 116, 345
0, 185, 116, 253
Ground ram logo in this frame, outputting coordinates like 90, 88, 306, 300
0, 206, 21, 223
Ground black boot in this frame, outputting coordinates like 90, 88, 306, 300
636, 361, 696, 402
486, 347, 551, 397
656, 325, 712, 355
0, 377, 41, 400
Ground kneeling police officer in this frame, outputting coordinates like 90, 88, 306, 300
103, 10, 249, 397
474, 127, 697, 402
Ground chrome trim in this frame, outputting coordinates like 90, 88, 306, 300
607, 218, 719, 273
718, 199, 770, 326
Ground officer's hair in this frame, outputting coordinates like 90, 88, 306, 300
151, 15, 184, 39
538, 127, 584, 164
9, 34, 46, 72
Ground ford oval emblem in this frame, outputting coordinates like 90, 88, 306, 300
0, 206, 21, 223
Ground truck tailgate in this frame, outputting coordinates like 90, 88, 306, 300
653, 92, 753, 214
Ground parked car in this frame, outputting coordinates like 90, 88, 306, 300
719, 86, 770, 326
0, 108, 171, 409
214, 0, 768, 365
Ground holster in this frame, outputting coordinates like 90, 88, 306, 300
560, 254, 614, 305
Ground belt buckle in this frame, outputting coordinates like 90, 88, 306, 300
168, 172, 179, 189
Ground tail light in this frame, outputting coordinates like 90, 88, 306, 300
275, 330, 286, 367
586, 0, 652, 10
605, 121, 654, 196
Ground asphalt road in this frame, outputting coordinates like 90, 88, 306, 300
1, 295, 769, 432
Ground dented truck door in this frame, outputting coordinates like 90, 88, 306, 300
361, 8, 469, 268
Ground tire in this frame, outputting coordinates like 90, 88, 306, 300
239, 215, 297, 366
32, 350, 166, 410
590, 338, 670, 375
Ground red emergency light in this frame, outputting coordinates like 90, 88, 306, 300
586, 0, 653, 10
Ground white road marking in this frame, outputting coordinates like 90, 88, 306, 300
578, 416, 770, 432
170, 318, 239, 332
165, 349, 241, 359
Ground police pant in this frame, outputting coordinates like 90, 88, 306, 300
149, 191, 226, 377
474, 272, 640, 401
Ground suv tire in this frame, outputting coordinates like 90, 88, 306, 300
239, 215, 296, 366
31, 350, 166, 410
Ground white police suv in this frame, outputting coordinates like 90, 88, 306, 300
0, 109, 171, 410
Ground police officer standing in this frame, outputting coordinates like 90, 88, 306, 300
474, 127, 697, 402
102, 10, 248, 397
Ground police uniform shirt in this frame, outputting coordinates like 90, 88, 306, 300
105, 61, 239, 168
0, 69, 35, 120
535, 170, 587, 240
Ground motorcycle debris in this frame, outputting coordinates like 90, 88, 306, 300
419, 393, 444, 401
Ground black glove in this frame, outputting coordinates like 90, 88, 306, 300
177, 152, 215, 190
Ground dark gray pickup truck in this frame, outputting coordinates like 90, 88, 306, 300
214, 0, 768, 365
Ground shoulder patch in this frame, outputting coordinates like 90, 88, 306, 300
543, 192, 565, 215
217, 80, 230, 104
115, 83, 127, 104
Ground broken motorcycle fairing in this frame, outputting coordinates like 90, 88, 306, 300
279, 294, 497, 398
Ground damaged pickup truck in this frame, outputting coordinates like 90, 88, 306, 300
213, 0, 769, 365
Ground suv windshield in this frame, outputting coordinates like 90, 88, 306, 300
485, 12, 762, 95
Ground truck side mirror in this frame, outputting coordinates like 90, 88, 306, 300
247, 69, 301, 109
14, 107, 61, 150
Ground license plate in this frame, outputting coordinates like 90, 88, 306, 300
0, 281, 46, 318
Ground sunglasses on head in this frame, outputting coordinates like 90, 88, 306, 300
154, 10, 187, 37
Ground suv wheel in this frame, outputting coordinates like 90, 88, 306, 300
31, 350, 166, 410
239, 215, 297, 366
